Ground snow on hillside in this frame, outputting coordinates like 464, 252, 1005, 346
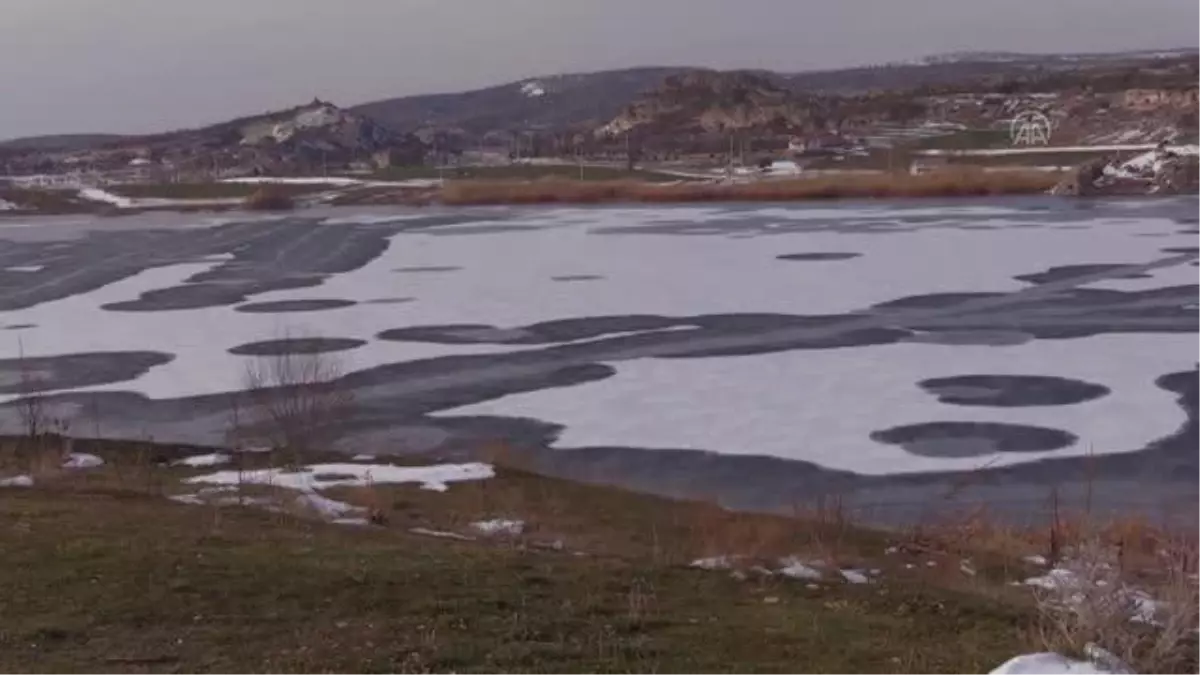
520, 81, 546, 98
1121, 144, 1200, 173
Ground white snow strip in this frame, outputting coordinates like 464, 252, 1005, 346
690, 556, 738, 570
0, 198, 20, 211
0, 474, 33, 487
470, 519, 525, 536
350, 454, 377, 462
172, 452, 231, 467
5, 265, 43, 273
960, 560, 977, 576
778, 557, 824, 580
409, 527, 475, 541
62, 452, 104, 469
184, 462, 494, 493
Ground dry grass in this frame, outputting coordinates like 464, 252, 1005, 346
0, 441, 1035, 674
243, 185, 296, 210
439, 169, 1061, 205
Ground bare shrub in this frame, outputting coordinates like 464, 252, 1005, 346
236, 346, 353, 465
1033, 537, 1199, 674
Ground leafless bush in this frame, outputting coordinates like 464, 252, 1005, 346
235, 346, 354, 465
1033, 537, 1199, 674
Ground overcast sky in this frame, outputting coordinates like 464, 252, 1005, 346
2, 0, 1196, 138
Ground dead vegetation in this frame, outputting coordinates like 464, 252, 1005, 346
439, 169, 1062, 205
243, 185, 296, 210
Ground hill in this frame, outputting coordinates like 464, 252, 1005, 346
351, 67, 693, 136
0, 133, 126, 152
1, 100, 428, 179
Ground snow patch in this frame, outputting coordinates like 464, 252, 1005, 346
0, 474, 33, 487
989, 653, 1121, 674
184, 462, 494, 493
840, 569, 871, 584
350, 453, 376, 462
778, 557, 824, 580
470, 519, 525, 536
5, 265, 43, 273
690, 556, 738, 570
78, 188, 135, 208
173, 452, 231, 467
410, 527, 475, 541
62, 452, 104, 469
1024, 554, 1048, 566
520, 81, 546, 98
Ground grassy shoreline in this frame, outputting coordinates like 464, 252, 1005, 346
0, 434, 1194, 673
2, 168, 1066, 214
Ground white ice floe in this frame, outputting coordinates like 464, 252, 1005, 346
350, 454, 376, 462
184, 461, 494, 493
0, 474, 33, 487
840, 569, 871, 584
470, 519, 525, 536
5, 265, 43, 273
777, 557, 824, 580
172, 452, 231, 467
62, 452, 104, 469
0, 198, 20, 211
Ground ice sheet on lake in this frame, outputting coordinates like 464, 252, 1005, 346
437, 333, 1195, 475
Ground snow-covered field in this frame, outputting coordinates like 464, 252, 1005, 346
0, 199, 1195, 477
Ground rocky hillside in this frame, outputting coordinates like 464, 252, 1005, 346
1, 100, 428, 178
595, 71, 816, 138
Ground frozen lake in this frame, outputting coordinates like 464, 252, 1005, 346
0, 197, 1196, 521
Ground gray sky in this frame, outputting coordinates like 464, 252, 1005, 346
2, 0, 1197, 138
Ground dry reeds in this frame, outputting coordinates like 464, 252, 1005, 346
440, 169, 1061, 205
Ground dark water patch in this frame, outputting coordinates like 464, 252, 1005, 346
871, 422, 1077, 457
380, 315, 684, 346
776, 252, 862, 262
902, 330, 1032, 346
103, 276, 325, 312
379, 324, 533, 345
393, 265, 461, 273
919, 375, 1109, 407
234, 298, 357, 313
1162, 246, 1199, 255
551, 274, 605, 282
1, 323, 36, 331
363, 297, 416, 305
228, 338, 366, 356
1014, 264, 1151, 285
0, 351, 173, 394
1176, 229, 1199, 235
872, 292, 1008, 311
